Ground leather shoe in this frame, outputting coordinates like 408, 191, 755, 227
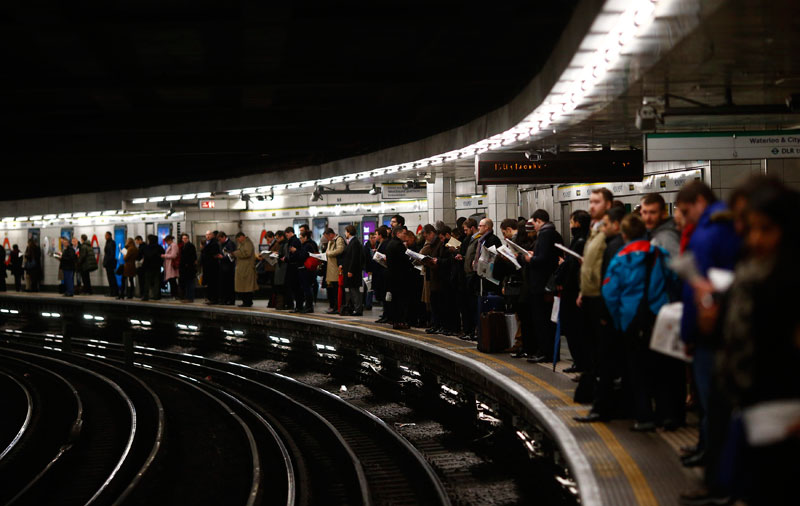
563, 365, 582, 374
526, 355, 547, 363
375, 316, 387, 323
678, 488, 731, 505
630, 421, 656, 432
681, 450, 705, 468
574, 412, 607, 423
425, 327, 440, 334
326, 308, 339, 314
510, 351, 527, 359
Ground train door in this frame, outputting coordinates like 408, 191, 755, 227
338, 221, 357, 238
292, 218, 308, 236
361, 215, 377, 243
312, 218, 327, 242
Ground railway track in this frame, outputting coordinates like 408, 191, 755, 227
0, 329, 451, 506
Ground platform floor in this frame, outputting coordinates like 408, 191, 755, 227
1, 291, 703, 505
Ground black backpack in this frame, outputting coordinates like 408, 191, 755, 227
624, 250, 658, 347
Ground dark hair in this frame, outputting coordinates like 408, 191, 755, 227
235, 232, 245, 238
12, 244, 18, 250
276, 230, 285, 238
500, 218, 518, 230
300, 230, 313, 240
422, 224, 436, 235
265, 231, 274, 238
299, 223, 309, 231
463, 218, 477, 229
147, 234, 158, 245
437, 224, 452, 235
376, 225, 389, 239
284, 227, 295, 234
621, 214, 647, 240
324, 228, 335, 236
164, 234, 174, 241
590, 187, 614, 203
570, 210, 591, 231
345, 224, 356, 236
218, 231, 227, 238
611, 200, 626, 210
676, 180, 717, 205
606, 206, 625, 224
456, 216, 466, 229
641, 192, 666, 211
391, 214, 405, 226
532, 209, 550, 223
135, 235, 143, 241
105, 231, 112, 236
392, 226, 405, 238
181, 233, 190, 239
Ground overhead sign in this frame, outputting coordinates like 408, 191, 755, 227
475, 151, 643, 185
381, 183, 427, 200
200, 200, 216, 209
556, 168, 703, 202
645, 130, 800, 161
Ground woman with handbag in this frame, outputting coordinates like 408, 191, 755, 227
161, 235, 180, 298
294, 230, 319, 313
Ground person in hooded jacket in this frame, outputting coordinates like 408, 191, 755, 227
602, 214, 675, 432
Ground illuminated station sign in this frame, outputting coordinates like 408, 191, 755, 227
475, 151, 643, 185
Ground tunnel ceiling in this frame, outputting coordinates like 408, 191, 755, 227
0, 0, 579, 200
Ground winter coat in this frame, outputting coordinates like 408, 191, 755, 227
78, 241, 98, 273
554, 228, 588, 299
103, 239, 117, 268
179, 242, 197, 277
123, 244, 138, 277
324, 235, 345, 283
163, 243, 179, 280
142, 243, 165, 273
201, 239, 221, 284
341, 237, 364, 288
60, 245, 77, 271
602, 239, 673, 333
273, 240, 288, 286
580, 224, 606, 297
384, 237, 409, 288
219, 239, 236, 273
232, 237, 259, 293
525, 222, 563, 294
680, 201, 741, 345
9, 249, 23, 276
650, 217, 680, 259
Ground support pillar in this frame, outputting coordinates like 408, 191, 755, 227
486, 185, 519, 225
426, 176, 456, 226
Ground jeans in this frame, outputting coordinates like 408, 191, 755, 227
63, 270, 74, 295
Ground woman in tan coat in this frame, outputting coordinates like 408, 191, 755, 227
232, 232, 259, 307
121, 238, 138, 299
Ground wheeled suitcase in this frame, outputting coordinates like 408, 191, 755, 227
476, 293, 505, 340
478, 311, 508, 353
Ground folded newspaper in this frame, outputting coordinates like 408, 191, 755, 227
309, 252, 327, 261
372, 251, 387, 268
445, 237, 461, 249
405, 249, 434, 263
476, 245, 500, 285
496, 245, 522, 270
555, 243, 583, 260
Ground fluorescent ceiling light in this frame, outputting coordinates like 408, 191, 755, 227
43, 214, 57, 220
196, 192, 212, 199
30, 215, 42, 221
131, 198, 147, 204
15, 216, 28, 221
181, 193, 197, 200
166, 195, 181, 201
102, 210, 117, 216
148, 196, 165, 203
58, 213, 72, 218
73, 212, 86, 217
88, 211, 102, 217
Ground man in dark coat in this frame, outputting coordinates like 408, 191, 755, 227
179, 233, 198, 302
103, 231, 119, 297
201, 230, 221, 304
283, 227, 303, 311
523, 209, 563, 363
59, 236, 77, 297
0, 242, 6, 292
473, 218, 503, 294
217, 231, 237, 305
384, 226, 410, 328
340, 224, 364, 316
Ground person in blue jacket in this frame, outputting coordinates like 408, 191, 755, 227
675, 181, 740, 465
602, 213, 674, 431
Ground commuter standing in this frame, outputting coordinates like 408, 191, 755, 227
340, 225, 364, 316
121, 238, 138, 299
523, 210, 563, 363
23, 239, 41, 292
0, 242, 6, 292
283, 227, 303, 311
676, 181, 740, 467
218, 232, 237, 305
9, 244, 23, 291
77, 234, 97, 295
59, 236, 76, 297
473, 218, 502, 295
372, 226, 389, 308
161, 235, 179, 298
179, 234, 197, 303
459, 219, 480, 339
103, 231, 119, 297
134, 236, 145, 298
141, 235, 164, 301
272, 231, 288, 309
384, 226, 411, 328
555, 210, 590, 372
295, 230, 319, 313
323, 228, 345, 314
201, 230, 221, 305
227, 232, 257, 308
363, 231, 378, 310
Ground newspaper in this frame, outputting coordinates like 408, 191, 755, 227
309, 252, 327, 261
555, 243, 583, 260
372, 251, 387, 268
476, 245, 500, 285
445, 237, 461, 249
405, 249, 433, 263
504, 238, 530, 256
496, 245, 522, 270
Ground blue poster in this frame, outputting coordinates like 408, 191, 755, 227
157, 223, 171, 248
114, 226, 126, 286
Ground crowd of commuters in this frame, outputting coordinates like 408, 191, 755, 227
2, 178, 798, 503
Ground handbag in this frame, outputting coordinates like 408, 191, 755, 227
303, 256, 320, 271
115, 264, 124, 276
624, 251, 658, 346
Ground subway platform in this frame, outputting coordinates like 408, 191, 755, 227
0, 291, 702, 505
